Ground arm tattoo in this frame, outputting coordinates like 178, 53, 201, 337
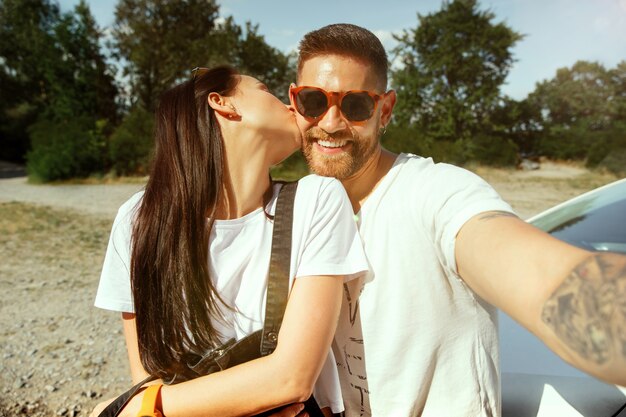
477, 211, 518, 221
541, 253, 626, 364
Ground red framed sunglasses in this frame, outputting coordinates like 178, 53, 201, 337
290, 86, 386, 122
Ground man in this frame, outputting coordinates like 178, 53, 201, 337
280, 23, 626, 416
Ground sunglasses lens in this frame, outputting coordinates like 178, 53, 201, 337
342, 92, 375, 121
296, 88, 328, 118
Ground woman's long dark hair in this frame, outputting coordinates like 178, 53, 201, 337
130, 66, 239, 380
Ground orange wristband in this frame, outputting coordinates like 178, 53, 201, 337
137, 384, 163, 417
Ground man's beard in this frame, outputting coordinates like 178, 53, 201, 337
302, 125, 379, 180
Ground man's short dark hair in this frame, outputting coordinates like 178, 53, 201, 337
297, 23, 388, 90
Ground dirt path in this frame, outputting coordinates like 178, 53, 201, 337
0, 176, 145, 218
473, 161, 615, 219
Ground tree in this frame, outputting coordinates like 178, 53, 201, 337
215, 19, 295, 102
391, 0, 522, 146
108, 1, 296, 176
112, 0, 222, 112
609, 61, 626, 123
490, 97, 543, 156
528, 61, 621, 160
0, 0, 118, 174
52, 1, 118, 125
0, 0, 61, 162
29, 0, 118, 181
531, 61, 613, 129
111, 1, 295, 111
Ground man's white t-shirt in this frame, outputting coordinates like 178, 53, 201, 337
334, 153, 515, 417
95, 175, 369, 413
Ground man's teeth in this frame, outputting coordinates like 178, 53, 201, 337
318, 139, 347, 148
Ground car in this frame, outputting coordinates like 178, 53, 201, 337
500, 178, 626, 417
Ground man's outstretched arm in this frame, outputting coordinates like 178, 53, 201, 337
456, 212, 626, 386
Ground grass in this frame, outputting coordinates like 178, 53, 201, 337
29, 174, 149, 186
0, 202, 112, 269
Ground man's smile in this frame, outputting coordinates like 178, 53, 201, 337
313, 138, 351, 154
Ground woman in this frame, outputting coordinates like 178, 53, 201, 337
92, 66, 368, 416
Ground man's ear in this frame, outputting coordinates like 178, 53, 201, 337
380, 90, 397, 127
207, 92, 238, 119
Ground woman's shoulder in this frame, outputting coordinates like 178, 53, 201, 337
113, 190, 145, 223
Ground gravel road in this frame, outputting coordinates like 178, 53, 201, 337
1, 166, 145, 417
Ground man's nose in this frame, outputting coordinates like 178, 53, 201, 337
317, 104, 348, 134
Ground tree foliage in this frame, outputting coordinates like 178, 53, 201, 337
213, 18, 295, 102
108, 105, 154, 176
392, 0, 522, 146
112, 0, 221, 111
107, 0, 296, 176
0, 0, 118, 179
528, 60, 626, 170
0, 0, 61, 161
112, 0, 294, 111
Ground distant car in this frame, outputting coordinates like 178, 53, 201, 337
500, 178, 626, 417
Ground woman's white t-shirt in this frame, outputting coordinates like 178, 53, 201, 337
95, 175, 369, 413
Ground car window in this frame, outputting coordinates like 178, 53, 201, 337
548, 197, 626, 253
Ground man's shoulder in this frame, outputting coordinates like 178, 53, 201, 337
393, 153, 476, 184
296, 174, 345, 196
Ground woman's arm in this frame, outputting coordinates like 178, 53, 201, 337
119, 273, 344, 417
121, 312, 151, 385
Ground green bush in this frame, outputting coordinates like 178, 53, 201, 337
586, 124, 626, 173
26, 116, 107, 182
383, 124, 468, 165
271, 152, 310, 181
109, 106, 154, 176
538, 124, 597, 160
467, 133, 519, 167
587, 125, 626, 176
596, 149, 626, 176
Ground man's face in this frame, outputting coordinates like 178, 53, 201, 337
291, 54, 391, 179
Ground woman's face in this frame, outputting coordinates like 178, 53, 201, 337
229, 75, 301, 164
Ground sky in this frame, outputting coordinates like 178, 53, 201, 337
58, 0, 626, 100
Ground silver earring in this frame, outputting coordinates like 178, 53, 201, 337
380, 124, 387, 136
